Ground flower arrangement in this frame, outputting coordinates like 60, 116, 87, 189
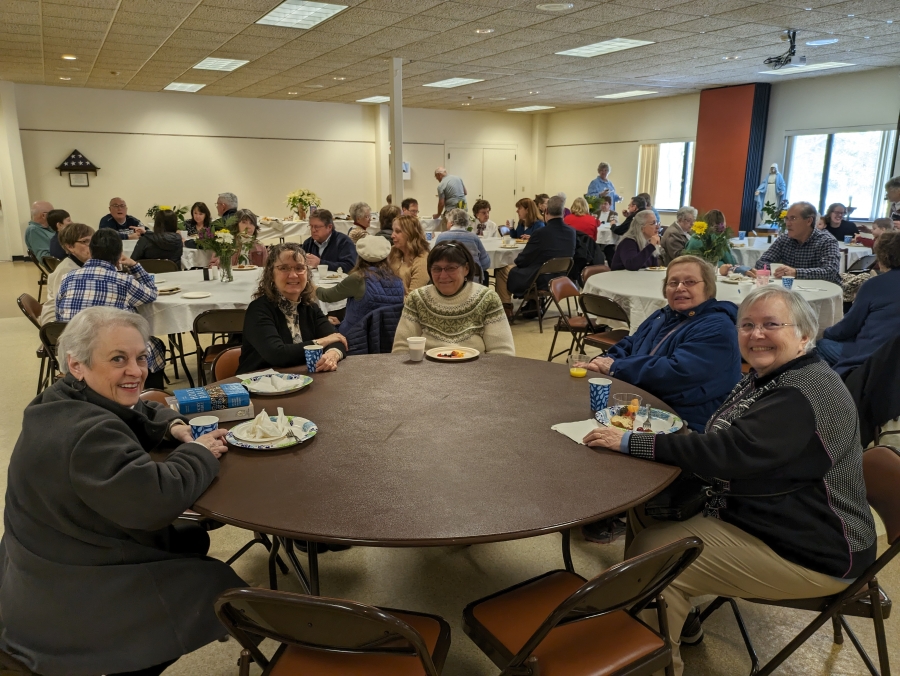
146, 204, 190, 226
583, 194, 610, 216
286, 189, 321, 219
195, 224, 238, 282
689, 214, 732, 265
762, 200, 788, 232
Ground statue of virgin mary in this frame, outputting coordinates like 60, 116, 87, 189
755, 163, 787, 221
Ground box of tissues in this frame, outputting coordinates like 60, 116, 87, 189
173, 384, 250, 414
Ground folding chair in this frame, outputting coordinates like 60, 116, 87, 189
138, 388, 170, 406
27, 249, 49, 302
581, 264, 611, 286
37, 322, 67, 393
511, 257, 573, 333
216, 587, 452, 676
0, 649, 35, 674
698, 445, 900, 676
846, 254, 878, 274
41, 256, 60, 273
580, 293, 631, 353
192, 309, 246, 385
211, 346, 242, 382
463, 537, 703, 676
138, 258, 180, 274
17, 294, 49, 394
547, 276, 590, 361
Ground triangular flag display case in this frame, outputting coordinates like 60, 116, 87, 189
56, 150, 100, 175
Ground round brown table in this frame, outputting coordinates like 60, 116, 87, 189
193, 353, 680, 592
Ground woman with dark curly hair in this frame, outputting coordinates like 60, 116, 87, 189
237, 243, 347, 374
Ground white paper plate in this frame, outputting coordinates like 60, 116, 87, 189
234, 264, 257, 271
154, 278, 167, 283
241, 373, 312, 395
228, 415, 318, 448
425, 346, 480, 362
182, 291, 211, 299
595, 406, 683, 434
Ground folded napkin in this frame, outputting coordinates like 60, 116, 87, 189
243, 407, 291, 441
551, 419, 601, 445
249, 374, 299, 393
242, 368, 280, 380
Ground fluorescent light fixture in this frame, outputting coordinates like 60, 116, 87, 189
423, 77, 484, 88
508, 105, 555, 112
193, 57, 249, 71
595, 90, 656, 99
760, 62, 853, 75
806, 38, 839, 46
164, 82, 206, 92
256, 0, 347, 29
536, 3, 573, 10
61, 54, 77, 60
556, 37, 653, 58
357, 95, 390, 103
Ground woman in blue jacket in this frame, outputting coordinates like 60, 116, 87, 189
578, 255, 742, 431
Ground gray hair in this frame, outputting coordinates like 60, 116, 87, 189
676, 206, 698, 222
435, 166, 448, 177
547, 195, 565, 217
58, 307, 150, 374
737, 285, 818, 352
446, 208, 469, 230
885, 176, 900, 191
624, 210, 657, 249
790, 201, 818, 227
348, 201, 371, 222
218, 192, 238, 209
598, 162, 610, 173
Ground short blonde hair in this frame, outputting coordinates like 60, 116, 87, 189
571, 197, 590, 216
663, 255, 717, 300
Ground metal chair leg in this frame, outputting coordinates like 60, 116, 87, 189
561, 529, 575, 573
832, 614, 844, 645
267, 536, 280, 590
282, 538, 312, 595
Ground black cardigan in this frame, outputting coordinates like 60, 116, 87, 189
237, 294, 346, 374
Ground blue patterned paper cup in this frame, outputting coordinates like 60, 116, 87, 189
189, 415, 219, 440
304, 345, 324, 373
782, 276, 795, 289
589, 378, 612, 412
844, 235, 853, 243
738, 231, 746, 240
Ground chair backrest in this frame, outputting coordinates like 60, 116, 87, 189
211, 346, 242, 381
580, 292, 630, 327
17, 293, 43, 330
0, 648, 36, 674
42, 256, 60, 273
508, 537, 703, 668
582, 264, 611, 284
139, 388, 171, 406
864, 446, 900, 544
27, 249, 49, 277
215, 588, 441, 676
39, 321, 67, 355
139, 258, 180, 274
537, 256, 573, 277
193, 308, 247, 336
846, 254, 877, 274
550, 276, 581, 304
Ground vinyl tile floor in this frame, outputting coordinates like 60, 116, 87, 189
1, 261, 896, 675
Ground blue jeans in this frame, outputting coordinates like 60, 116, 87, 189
817, 338, 844, 366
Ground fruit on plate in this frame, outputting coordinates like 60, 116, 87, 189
437, 349, 466, 358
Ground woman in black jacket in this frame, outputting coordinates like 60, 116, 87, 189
238, 242, 348, 374
132, 209, 183, 268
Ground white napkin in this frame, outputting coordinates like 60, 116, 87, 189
250, 375, 298, 393
551, 419, 600, 445
243, 407, 290, 441
242, 368, 280, 379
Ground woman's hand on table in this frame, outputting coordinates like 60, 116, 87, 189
316, 350, 341, 372
316, 332, 348, 351
193, 429, 230, 458
576, 356, 613, 374
583, 426, 626, 450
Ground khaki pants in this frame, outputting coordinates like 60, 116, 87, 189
626, 512, 850, 676
494, 264, 514, 304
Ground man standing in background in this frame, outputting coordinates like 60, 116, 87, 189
434, 167, 467, 217
586, 162, 622, 211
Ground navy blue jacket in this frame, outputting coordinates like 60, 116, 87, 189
508, 218, 576, 294
823, 268, 900, 376
607, 298, 742, 431
340, 274, 406, 355
512, 219, 545, 239
302, 230, 357, 272
99, 214, 142, 240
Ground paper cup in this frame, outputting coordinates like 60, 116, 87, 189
189, 415, 219, 440
769, 263, 783, 276
739, 231, 746, 240
844, 235, 853, 243
782, 276, 795, 289
304, 345, 324, 372
317, 265, 328, 277
589, 378, 612, 412
407, 337, 426, 361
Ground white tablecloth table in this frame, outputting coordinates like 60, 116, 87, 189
582, 270, 843, 337
597, 223, 617, 246
730, 237, 872, 273
122, 239, 212, 270
257, 218, 442, 243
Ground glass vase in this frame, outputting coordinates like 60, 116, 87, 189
220, 256, 234, 283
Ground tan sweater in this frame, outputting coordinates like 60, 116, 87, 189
390, 253, 429, 294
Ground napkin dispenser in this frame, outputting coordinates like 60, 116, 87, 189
173, 384, 250, 414
166, 396, 254, 423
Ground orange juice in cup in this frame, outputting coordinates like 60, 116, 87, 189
567, 354, 589, 377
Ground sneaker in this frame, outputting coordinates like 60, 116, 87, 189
680, 607, 704, 646
581, 516, 627, 544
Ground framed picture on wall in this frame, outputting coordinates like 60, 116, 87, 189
69, 172, 89, 187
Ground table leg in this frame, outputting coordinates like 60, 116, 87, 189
307, 542, 320, 596
561, 528, 575, 574
267, 536, 280, 590
282, 538, 312, 595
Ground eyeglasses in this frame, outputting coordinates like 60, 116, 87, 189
665, 279, 703, 289
431, 264, 462, 275
75, 237, 92, 246
309, 224, 330, 231
275, 265, 307, 274
738, 322, 795, 334
110, 203, 126, 209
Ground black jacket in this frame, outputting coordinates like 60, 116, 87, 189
99, 214, 142, 240
301, 230, 357, 272
508, 217, 576, 294
132, 232, 184, 268
612, 212, 634, 236
844, 335, 900, 447
238, 294, 346, 374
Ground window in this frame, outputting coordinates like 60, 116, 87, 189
654, 142, 694, 210
785, 130, 896, 220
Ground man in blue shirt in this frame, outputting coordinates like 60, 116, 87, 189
586, 162, 622, 210
301, 209, 357, 272
434, 167, 467, 217
24, 200, 55, 260
99, 197, 144, 240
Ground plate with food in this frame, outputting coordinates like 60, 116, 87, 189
515, 238, 528, 244
241, 373, 313, 395
595, 405, 682, 435
644, 266, 667, 271
156, 286, 181, 295
227, 408, 318, 449
234, 264, 257, 271
425, 346, 480, 362
500, 243, 521, 249
720, 274, 744, 284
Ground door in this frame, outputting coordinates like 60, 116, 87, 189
482, 148, 517, 214
446, 146, 484, 205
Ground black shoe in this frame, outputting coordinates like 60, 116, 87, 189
680, 607, 704, 646
581, 516, 627, 544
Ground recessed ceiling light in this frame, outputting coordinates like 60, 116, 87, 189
303, 84, 324, 88
804, 7, 812, 10
475, 28, 495, 34
847, 14, 854, 17
333, 76, 346, 80
288, 91, 298, 94
59, 76, 71, 81
806, 38, 839, 45
461, 103, 471, 105
723, 55, 741, 60
164, 82, 206, 92
888, 20, 894, 24
194, 57, 249, 71
556, 37, 654, 58
423, 77, 484, 88
595, 90, 656, 99
61, 54, 77, 60
536, 3, 573, 10
256, 0, 347, 29
357, 95, 390, 103
508, 105, 555, 112
864, 36, 871, 39
760, 61, 853, 75
528, 90, 540, 94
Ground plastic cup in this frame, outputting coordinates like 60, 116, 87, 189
317, 264, 328, 277
304, 345, 324, 372
407, 337, 426, 362
589, 378, 612, 411
611, 393, 642, 416
568, 354, 588, 378
782, 276, 795, 289
755, 272, 770, 287
189, 415, 219, 440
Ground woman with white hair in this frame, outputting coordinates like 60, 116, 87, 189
610, 210, 661, 270
347, 201, 372, 243
583, 286, 877, 676
0, 307, 244, 676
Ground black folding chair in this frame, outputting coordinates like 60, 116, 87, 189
580, 292, 631, 354
27, 249, 49, 302
511, 257, 573, 333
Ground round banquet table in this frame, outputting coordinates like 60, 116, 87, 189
582, 269, 843, 336
730, 237, 872, 273
192, 354, 680, 590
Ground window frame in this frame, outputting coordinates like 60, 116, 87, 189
652, 140, 695, 211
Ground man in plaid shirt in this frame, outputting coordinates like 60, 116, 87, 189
752, 202, 841, 284
56, 229, 166, 386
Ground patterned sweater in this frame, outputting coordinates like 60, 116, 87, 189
391, 282, 515, 355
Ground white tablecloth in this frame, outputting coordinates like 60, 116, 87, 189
597, 223, 617, 246
257, 218, 442, 243
730, 238, 872, 273
582, 270, 843, 337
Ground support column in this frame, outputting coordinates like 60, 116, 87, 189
0, 81, 31, 261
531, 112, 548, 196
388, 57, 404, 205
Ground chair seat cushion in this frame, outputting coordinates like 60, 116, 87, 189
748, 587, 892, 618
470, 571, 666, 675
583, 329, 629, 348
202, 344, 230, 364
556, 316, 590, 331
269, 610, 442, 676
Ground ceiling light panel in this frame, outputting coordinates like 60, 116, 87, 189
423, 77, 485, 88
256, 0, 348, 30
508, 105, 555, 111
193, 57, 249, 71
595, 90, 657, 98
164, 82, 206, 92
357, 95, 390, 103
760, 62, 853, 75
556, 38, 654, 58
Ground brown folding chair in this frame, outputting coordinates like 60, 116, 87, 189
698, 445, 900, 676
581, 263, 611, 285
138, 388, 170, 406
41, 255, 60, 273
216, 587, 452, 676
211, 345, 242, 382
138, 258, 180, 273
511, 257, 573, 333
27, 249, 49, 302
37, 321, 67, 393
17, 293, 50, 394
191, 309, 246, 385
463, 537, 703, 676
580, 292, 631, 353
0, 649, 36, 674
547, 276, 590, 361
